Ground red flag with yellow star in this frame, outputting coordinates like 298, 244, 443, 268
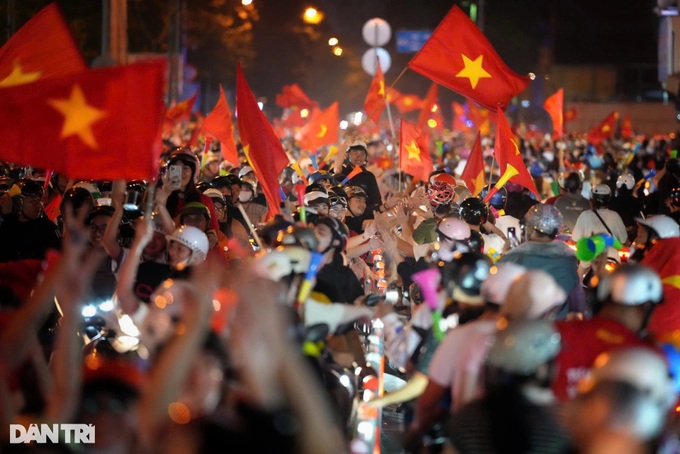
202, 85, 239, 165
295, 101, 338, 152
0, 60, 166, 180
399, 119, 433, 182
0, 3, 86, 88
564, 106, 578, 122
275, 83, 318, 110
393, 92, 423, 113
408, 5, 530, 112
417, 83, 439, 129
544, 88, 564, 139
587, 110, 618, 147
363, 60, 386, 125
236, 63, 290, 218
494, 109, 540, 198
621, 112, 633, 139
461, 132, 485, 196
643, 237, 680, 337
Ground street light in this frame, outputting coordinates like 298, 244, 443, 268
333, 46, 343, 56
328, 37, 338, 46
303, 6, 323, 24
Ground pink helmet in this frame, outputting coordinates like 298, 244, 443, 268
436, 217, 471, 242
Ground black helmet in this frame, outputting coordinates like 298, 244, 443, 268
312, 215, 349, 250
344, 185, 368, 200
258, 216, 295, 248
273, 225, 320, 252
212, 174, 242, 189
308, 170, 333, 185
442, 252, 492, 301
60, 187, 94, 213
10, 178, 44, 199
458, 197, 489, 226
195, 181, 213, 193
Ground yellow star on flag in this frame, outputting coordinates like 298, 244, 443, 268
404, 98, 413, 106
602, 125, 610, 133
48, 85, 107, 149
317, 124, 328, 138
378, 80, 385, 98
405, 140, 421, 162
456, 54, 492, 90
472, 170, 485, 195
0, 61, 42, 87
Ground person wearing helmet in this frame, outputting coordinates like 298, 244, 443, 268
458, 196, 510, 255
157, 148, 220, 234
308, 170, 334, 190
406, 263, 527, 430
202, 187, 249, 248
566, 347, 676, 451
238, 165, 269, 210
343, 185, 371, 234
608, 173, 645, 243
442, 319, 570, 454
301, 184, 330, 220
633, 216, 680, 337
237, 178, 267, 227
553, 172, 591, 234
333, 140, 383, 213
572, 183, 628, 246
501, 269, 568, 321
327, 187, 348, 222
481, 184, 524, 250
179, 202, 227, 255
552, 264, 663, 401
0, 179, 61, 262
499, 203, 585, 317
211, 174, 249, 233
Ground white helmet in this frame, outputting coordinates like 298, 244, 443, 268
596, 264, 662, 306
238, 166, 254, 179
251, 247, 311, 281
73, 180, 102, 200
502, 270, 567, 320
616, 173, 635, 191
635, 215, 680, 239
486, 319, 561, 376
203, 188, 226, 206
481, 263, 526, 305
579, 347, 676, 439
436, 217, 471, 242
166, 225, 209, 266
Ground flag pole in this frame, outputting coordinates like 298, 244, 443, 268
486, 155, 495, 194
387, 66, 409, 93
237, 202, 264, 250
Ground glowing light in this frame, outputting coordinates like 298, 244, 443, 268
339, 374, 352, 388
168, 402, 191, 424
328, 37, 338, 46
428, 119, 437, 128
81, 305, 96, 317
353, 112, 363, 125
154, 295, 167, 309
98, 300, 114, 312
431, 104, 438, 113
339, 120, 348, 130
333, 46, 343, 56
303, 7, 323, 24
521, 100, 530, 108
212, 299, 221, 312
300, 108, 309, 118
119, 314, 140, 337
257, 101, 264, 110
241, 0, 252, 4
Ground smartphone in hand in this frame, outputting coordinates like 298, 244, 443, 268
168, 165, 182, 190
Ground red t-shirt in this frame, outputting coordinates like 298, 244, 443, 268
552, 317, 653, 400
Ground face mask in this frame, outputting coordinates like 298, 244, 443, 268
239, 191, 253, 203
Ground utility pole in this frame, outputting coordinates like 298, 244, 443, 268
110, 0, 128, 65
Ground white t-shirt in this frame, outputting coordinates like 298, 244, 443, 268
571, 208, 628, 243
428, 319, 497, 412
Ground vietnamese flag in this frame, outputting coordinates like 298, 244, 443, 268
0, 60, 166, 181
275, 83, 318, 109
564, 106, 578, 122
461, 132, 486, 196
417, 83, 439, 129
544, 88, 564, 139
621, 112, 633, 139
203, 85, 239, 165
399, 119, 433, 182
0, 3, 86, 88
408, 5, 530, 112
494, 108, 540, 198
452, 102, 470, 132
165, 91, 197, 124
295, 101, 338, 152
363, 60, 386, 126
643, 237, 680, 337
394, 93, 423, 113
236, 63, 290, 218
587, 111, 618, 146
467, 101, 493, 136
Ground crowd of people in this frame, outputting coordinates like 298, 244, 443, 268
1, 125, 680, 453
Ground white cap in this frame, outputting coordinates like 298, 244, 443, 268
238, 166, 254, 178
481, 263, 526, 305
502, 270, 567, 320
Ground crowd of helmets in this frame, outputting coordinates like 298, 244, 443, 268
0, 129, 680, 454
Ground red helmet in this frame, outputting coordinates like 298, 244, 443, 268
427, 181, 455, 207
430, 172, 456, 187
